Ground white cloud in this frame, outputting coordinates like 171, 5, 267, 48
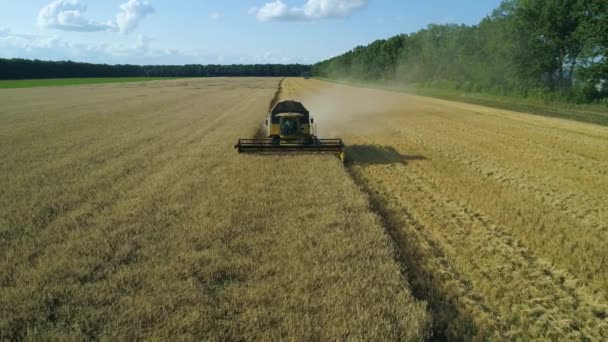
38, 0, 112, 32
209, 12, 221, 20
37, 0, 154, 34
115, 0, 155, 34
255, 0, 367, 22
256, 1, 290, 21
1, 24, 318, 65
1, 28, 147, 61
0, 28, 259, 65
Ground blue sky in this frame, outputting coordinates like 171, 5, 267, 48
0, 0, 503, 65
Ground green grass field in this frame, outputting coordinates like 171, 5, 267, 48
0, 78, 181, 89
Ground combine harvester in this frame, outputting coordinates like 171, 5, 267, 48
235, 100, 345, 161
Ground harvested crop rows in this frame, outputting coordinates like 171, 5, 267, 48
285, 78, 608, 340
0, 78, 428, 340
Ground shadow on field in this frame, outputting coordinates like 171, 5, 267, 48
345, 145, 426, 165
345, 166, 485, 341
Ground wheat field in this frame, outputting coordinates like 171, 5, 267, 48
2, 76, 607, 340
0, 78, 429, 340
285, 77, 608, 340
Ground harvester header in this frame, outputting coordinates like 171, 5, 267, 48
235, 100, 345, 161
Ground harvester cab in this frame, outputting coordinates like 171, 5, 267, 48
276, 113, 305, 138
235, 100, 345, 161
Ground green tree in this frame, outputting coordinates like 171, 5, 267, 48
313, 0, 607, 103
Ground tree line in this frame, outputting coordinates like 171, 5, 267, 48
313, 0, 607, 103
0, 58, 312, 79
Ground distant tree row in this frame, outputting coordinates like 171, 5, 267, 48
313, 0, 607, 103
0, 58, 312, 79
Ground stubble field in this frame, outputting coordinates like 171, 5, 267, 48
285, 77, 608, 340
0, 78, 428, 340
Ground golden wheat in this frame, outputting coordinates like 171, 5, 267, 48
0, 78, 429, 340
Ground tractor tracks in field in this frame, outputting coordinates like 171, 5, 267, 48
345, 158, 608, 340
397, 119, 608, 233
393, 123, 608, 288
346, 163, 504, 340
